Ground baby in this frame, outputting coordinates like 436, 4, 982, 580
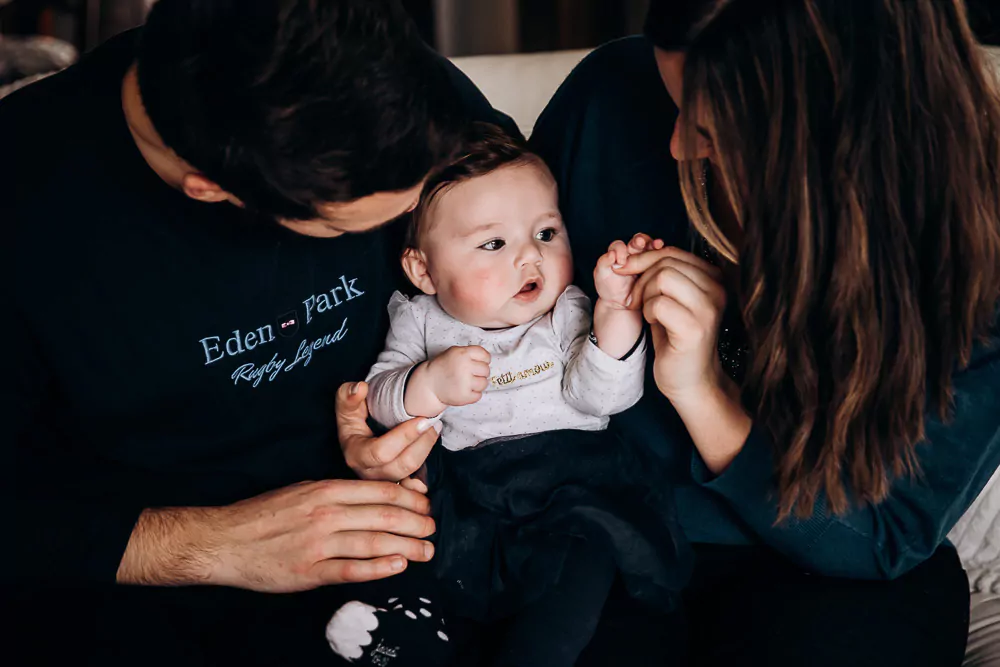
366, 124, 686, 666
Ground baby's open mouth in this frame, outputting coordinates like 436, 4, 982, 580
515, 278, 544, 301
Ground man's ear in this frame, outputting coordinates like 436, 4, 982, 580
181, 173, 243, 206
401, 247, 436, 295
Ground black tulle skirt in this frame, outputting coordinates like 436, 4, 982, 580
426, 428, 691, 622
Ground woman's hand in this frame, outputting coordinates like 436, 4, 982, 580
617, 246, 728, 402
617, 246, 752, 474
337, 381, 440, 482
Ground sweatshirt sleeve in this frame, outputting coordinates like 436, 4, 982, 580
364, 293, 430, 430
691, 335, 1000, 580
6, 304, 146, 586
556, 286, 646, 417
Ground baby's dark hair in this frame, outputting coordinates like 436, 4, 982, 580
406, 122, 547, 249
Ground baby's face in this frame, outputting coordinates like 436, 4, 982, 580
419, 162, 573, 328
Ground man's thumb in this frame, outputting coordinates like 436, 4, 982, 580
337, 381, 369, 411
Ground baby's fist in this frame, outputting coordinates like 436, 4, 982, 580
427, 345, 491, 407
594, 234, 664, 307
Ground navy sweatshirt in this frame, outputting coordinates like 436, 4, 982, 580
3, 30, 510, 586
529, 37, 1000, 580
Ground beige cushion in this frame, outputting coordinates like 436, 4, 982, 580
450, 49, 591, 137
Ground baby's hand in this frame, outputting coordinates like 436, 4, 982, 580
425, 345, 491, 407
594, 234, 665, 308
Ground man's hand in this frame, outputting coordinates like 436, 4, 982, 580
117, 479, 436, 592
338, 381, 442, 481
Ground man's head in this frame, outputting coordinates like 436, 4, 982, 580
402, 123, 572, 329
136, 0, 467, 236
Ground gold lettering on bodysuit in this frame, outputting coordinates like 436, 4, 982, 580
489, 360, 555, 387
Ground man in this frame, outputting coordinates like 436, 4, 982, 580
3, 1, 510, 663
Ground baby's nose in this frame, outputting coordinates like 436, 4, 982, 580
517, 243, 543, 266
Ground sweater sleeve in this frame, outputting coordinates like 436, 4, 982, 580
364, 293, 430, 429
556, 286, 646, 417
6, 304, 146, 586
691, 335, 1000, 580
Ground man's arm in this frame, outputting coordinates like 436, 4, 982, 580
8, 300, 150, 585
8, 300, 439, 590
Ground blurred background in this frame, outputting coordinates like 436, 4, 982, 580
1, 0, 999, 95
0, 0, 649, 57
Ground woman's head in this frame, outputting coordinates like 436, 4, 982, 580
647, 0, 1000, 518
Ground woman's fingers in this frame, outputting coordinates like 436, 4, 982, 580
637, 265, 722, 314
618, 245, 723, 278
324, 531, 434, 563
643, 295, 698, 337
629, 259, 726, 314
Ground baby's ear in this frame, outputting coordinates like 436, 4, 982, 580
401, 247, 436, 295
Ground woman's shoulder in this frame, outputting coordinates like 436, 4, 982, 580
532, 37, 671, 140
544, 36, 659, 100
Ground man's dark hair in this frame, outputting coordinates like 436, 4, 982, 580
137, 0, 467, 221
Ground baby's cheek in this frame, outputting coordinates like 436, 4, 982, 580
447, 269, 505, 317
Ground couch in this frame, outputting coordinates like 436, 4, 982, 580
450, 46, 1000, 667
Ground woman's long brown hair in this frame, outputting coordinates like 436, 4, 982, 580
670, 0, 1000, 519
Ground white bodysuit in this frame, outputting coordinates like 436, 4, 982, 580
366, 286, 646, 451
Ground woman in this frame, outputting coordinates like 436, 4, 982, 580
338, 0, 1000, 663
527, 0, 1000, 664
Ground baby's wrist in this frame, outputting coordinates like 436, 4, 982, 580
592, 299, 643, 359
595, 295, 632, 311
594, 297, 640, 320
404, 362, 448, 417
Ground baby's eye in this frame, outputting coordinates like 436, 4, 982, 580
535, 228, 558, 242
479, 238, 506, 251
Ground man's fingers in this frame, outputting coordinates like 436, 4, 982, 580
319, 479, 430, 515
335, 381, 372, 438
324, 531, 435, 563
333, 504, 436, 538
355, 419, 436, 471
313, 556, 408, 585
399, 476, 429, 494
376, 429, 439, 482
